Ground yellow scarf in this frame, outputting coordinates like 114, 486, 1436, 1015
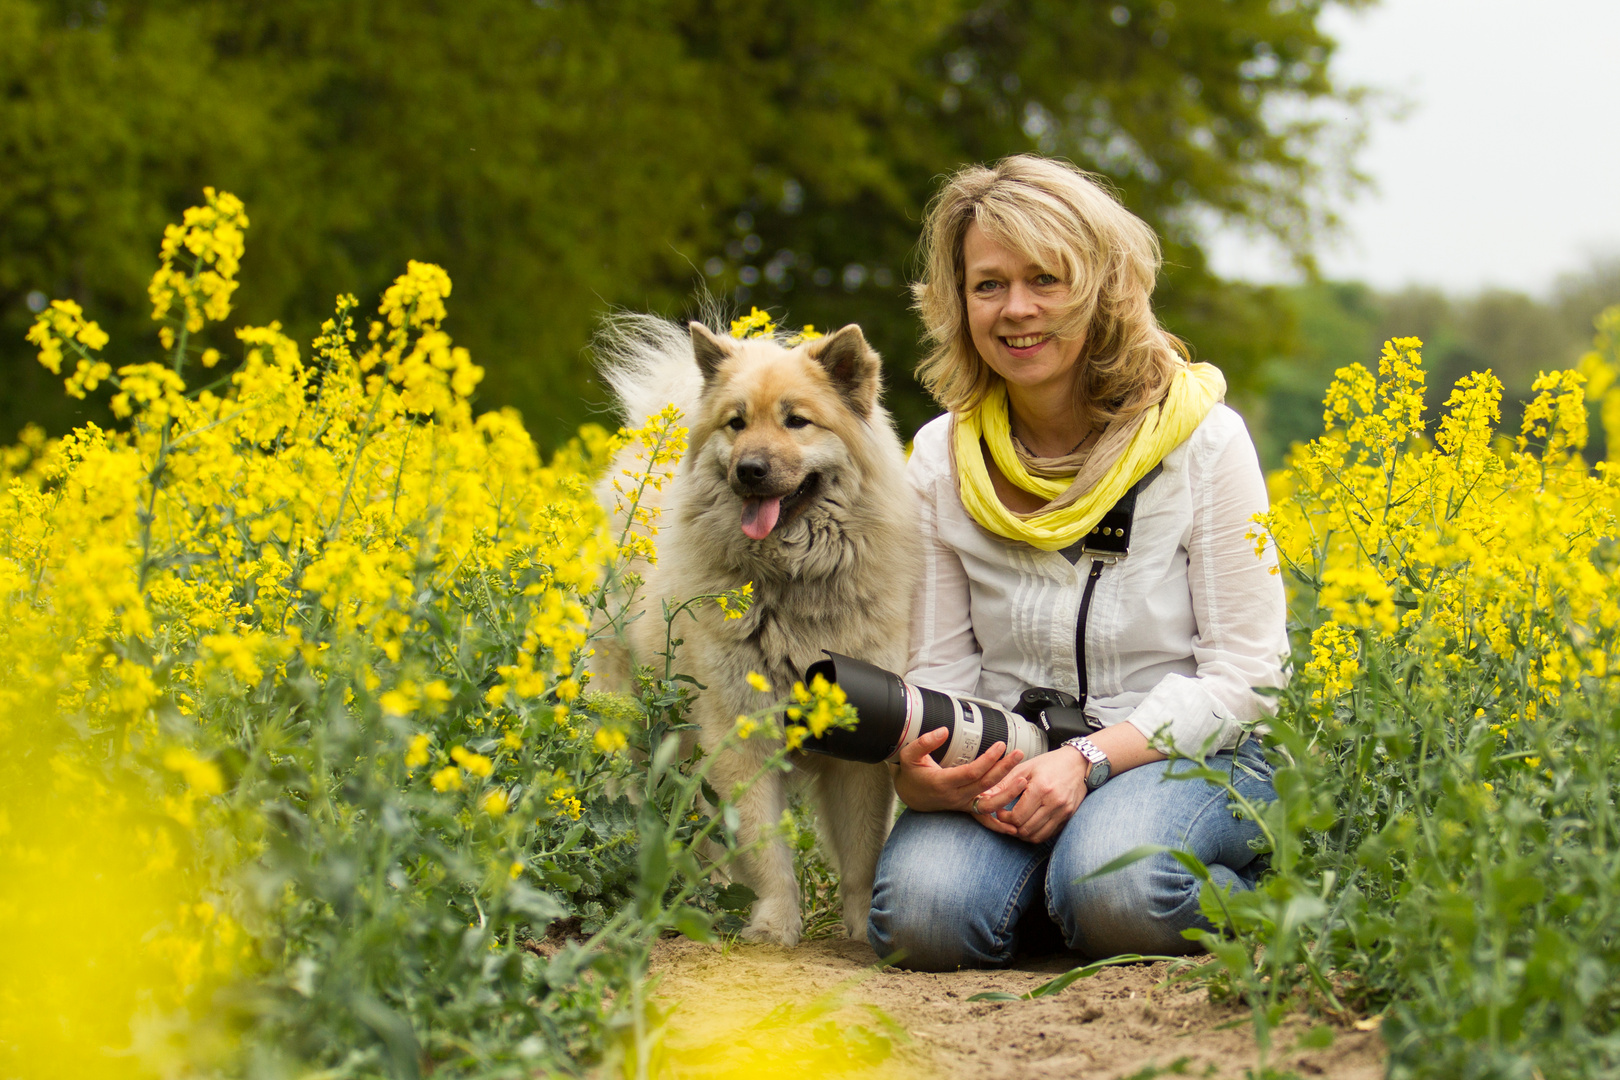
953, 363, 1226, 551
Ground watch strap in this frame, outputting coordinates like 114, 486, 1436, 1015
1063, 736, 1112, 790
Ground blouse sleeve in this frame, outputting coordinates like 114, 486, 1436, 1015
904, 455, 984, 697
1123, 422, 1289, 755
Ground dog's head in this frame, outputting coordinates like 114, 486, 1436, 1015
686, 321, 885, 543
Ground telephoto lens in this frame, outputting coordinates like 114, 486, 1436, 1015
800, 652, 1095, 767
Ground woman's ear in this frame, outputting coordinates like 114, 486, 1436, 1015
807, 325, 882, 417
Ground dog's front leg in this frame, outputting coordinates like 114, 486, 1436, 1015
702, 724, 802, 946
813, 759, 895, 941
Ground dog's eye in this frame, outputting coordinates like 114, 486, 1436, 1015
784, 415, 811, 430
728, 416, 746, 431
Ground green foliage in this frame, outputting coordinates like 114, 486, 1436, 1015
0, 182, 831, 1077
2, 0, 1366, 445
1183, 314, 1620, 1078
1246, 259, 1620, 467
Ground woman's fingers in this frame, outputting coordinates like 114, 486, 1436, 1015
898, 726, 950, 768
975, 812, 1020, 836
975, 754, 1028, 796
962, 741, 1006, 776
1022, 814, 1062, 844
1006, 804, 1053, 842
979, 758, 1035, 806
1007, 784, 1085, 842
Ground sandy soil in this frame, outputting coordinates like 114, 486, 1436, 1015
649, 935, 1385, 1080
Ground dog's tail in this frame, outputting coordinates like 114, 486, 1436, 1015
593, 313, 706, 430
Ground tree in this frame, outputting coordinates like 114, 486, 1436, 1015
2, 0, 1367, 445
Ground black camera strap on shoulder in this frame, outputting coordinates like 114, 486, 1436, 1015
1079, 464, 1161, 560
1072, 465, 1161, 714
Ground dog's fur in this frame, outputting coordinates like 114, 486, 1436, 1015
593, 315, 920, 945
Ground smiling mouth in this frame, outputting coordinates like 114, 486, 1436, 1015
1001, 333, 1049, 349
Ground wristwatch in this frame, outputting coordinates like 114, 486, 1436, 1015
1062, 736, 1111, 790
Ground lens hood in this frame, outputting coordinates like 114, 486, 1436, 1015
801, 652, 910, 763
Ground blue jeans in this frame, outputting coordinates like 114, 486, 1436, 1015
867, 741, 1276, 971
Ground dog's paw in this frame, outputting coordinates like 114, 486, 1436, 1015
840, 894, 872, 941
835, 893, 874, 939
741, 896, 802, 946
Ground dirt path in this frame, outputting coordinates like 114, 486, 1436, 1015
649, 936, 1385, 1079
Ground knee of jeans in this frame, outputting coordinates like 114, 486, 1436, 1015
1052, 851, 1203, 957
867, 867, 1011, 972
867, 902, 963, 971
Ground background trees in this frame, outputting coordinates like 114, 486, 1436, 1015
1243, 258, 1620, 466
4, 0, 1360, 444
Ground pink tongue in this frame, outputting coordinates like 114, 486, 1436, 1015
741, 496, 782, 540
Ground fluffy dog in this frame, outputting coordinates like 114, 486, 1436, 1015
594, 315, 919, 945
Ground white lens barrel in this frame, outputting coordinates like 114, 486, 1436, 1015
928, 697, 1046, 769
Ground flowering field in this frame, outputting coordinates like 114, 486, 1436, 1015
4, 190, 1620, 1079
0, 192, 844, 1080
1230, 311, 1620, 1077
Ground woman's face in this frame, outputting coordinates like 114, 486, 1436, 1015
961, 221, 1083, 402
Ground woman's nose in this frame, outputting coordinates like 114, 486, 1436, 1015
1004, 280, 1039, 319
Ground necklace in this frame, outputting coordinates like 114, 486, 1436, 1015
1010, 424, 1095, 460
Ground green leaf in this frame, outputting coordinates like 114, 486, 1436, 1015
650, 734, 682, 779
1027, 954, 1177, 999
715, 882, 756, 912
506, 882, 567, 922
1166, 849, 1213, 884
542, 867, 582, 892
1071, 844, 1172, 885
672, 905, 714, 943
351, 994, 422, 1080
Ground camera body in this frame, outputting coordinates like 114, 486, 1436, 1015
801, 652, 1096, 767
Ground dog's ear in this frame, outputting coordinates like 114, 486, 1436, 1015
807, 325, 882, 416
689, 322, 734, 382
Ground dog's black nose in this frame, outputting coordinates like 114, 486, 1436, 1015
736, 457, 770, 484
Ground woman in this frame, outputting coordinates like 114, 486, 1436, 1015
866, 156, 1287, 971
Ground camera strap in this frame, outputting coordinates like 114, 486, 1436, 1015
1079, 464, 1161, 560
1071, 465, 1161, 714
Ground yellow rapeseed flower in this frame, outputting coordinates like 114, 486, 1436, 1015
593, 727, 628, 754
405, 734, 432, 770
450, 746, 493, 778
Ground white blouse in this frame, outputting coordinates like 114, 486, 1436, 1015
905, 403, 1288, 756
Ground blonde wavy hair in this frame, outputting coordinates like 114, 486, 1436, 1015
912, 155, 1185, 423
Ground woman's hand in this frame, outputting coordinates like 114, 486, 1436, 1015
893, 726, 1027, 830
978, 747, 1089, 844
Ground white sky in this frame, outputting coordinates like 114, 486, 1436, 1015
1207, 0, 1620, 293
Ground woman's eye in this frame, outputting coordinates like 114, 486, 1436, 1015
1035, 273, 1060, 286
728, 416, 746, 431
974, 280, 1001, 293
785, 415, 811, 430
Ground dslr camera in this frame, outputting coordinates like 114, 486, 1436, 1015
800, 652, 1097, 767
